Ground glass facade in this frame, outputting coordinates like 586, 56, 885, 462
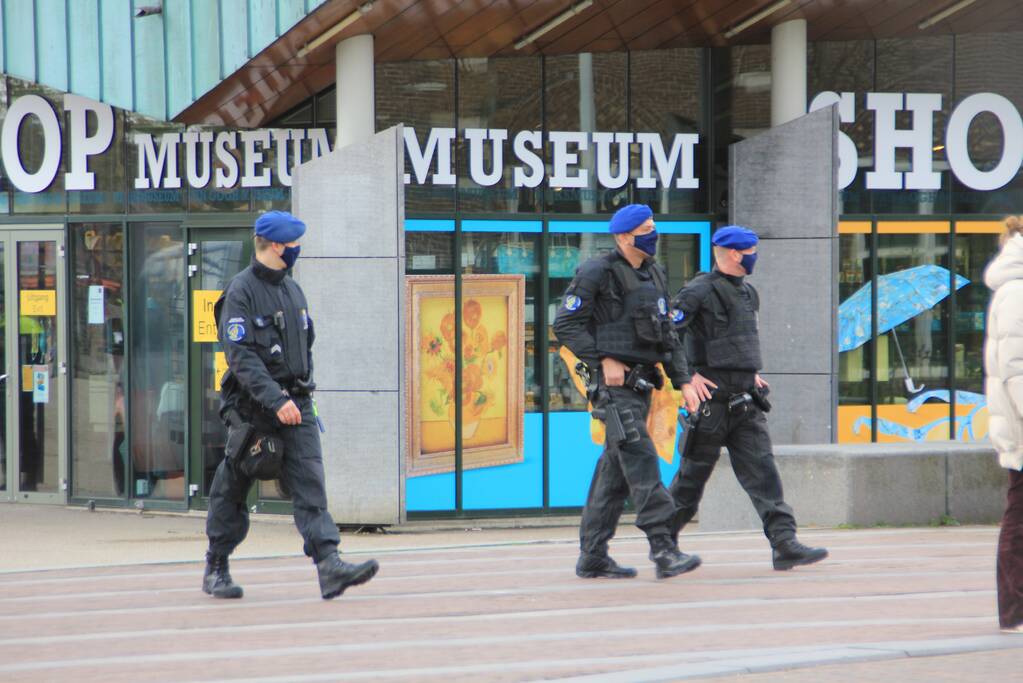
0, 30, 1016, 513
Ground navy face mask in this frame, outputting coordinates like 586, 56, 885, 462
633, 230, 659, 256
281, 245, 301, 269
740, 251, 757, 275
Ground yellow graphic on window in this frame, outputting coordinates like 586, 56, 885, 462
20, 290, 56, 316
193, 290, 222, 342
214, 352, 229, 392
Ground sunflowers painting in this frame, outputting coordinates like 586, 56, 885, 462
406, 275, 525, 477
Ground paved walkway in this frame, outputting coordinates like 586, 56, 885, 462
0, 506, 1019, 681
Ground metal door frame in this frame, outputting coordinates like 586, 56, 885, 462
0, 226, 67, 504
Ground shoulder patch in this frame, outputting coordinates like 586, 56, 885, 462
563, 294, 582, 311
671, 308, 685, 323
226, 322, 246, 343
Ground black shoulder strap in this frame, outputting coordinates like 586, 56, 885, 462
649, 262, 669, 296
608, 258, 643, 295
747, 283, 760, 312
708, 274, 741, 313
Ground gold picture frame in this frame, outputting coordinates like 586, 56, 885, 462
405, 274, 525, 477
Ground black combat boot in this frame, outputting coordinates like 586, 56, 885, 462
649, 535, 702, 579
202, 552, 243, 599
772, 538, 828, 571
316, 553, 380, 600
575, 553, 638, 579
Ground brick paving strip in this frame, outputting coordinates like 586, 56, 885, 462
0, 525, 1019, 682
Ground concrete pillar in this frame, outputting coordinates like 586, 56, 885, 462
770, 19, 807, 127
335, 34, 375, 149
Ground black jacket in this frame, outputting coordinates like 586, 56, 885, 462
553, 249, 690, 388
216, 258, 314, 415
672, 268, 760, 387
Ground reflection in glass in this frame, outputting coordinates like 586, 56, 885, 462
631, 48, 706, 214
17, 241, 59, 492
875, 232, 952, 439
377, 60, 457, 214
955, 232, 1000, 395
837, 233, 873, 441
545, 53, 628, 214
126, 113, 188, 213
872, 36, 953, 215
198, 240, 249, 497
71, 224, 126, 498
458, 57, 542, 214
10, 79, 66, 215
808, 41, 875, 215
129, 223, 186, 500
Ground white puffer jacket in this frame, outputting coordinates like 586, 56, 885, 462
985, 233, 1023, 470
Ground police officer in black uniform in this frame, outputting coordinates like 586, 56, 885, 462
669, 225, 827, 570
202, 211, 379, 599
554, 204, 703, 580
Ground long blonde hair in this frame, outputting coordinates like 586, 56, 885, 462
1004, 215, 1023, 246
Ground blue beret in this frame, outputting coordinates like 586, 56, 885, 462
254, 211, 306, 243
712, 225, 759, 250
609, 204, 653, 234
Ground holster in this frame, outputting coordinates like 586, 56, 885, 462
223, 408, 285, 481
751, 385, 772, 413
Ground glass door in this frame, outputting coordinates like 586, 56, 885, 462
1, 229, 67, 503
186, 228, 253, 509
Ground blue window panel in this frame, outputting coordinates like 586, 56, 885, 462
36, 0, 68, 92
68, 0, 101, 100
132, 0, 165, 119
463, 413, 543, 510
5, 0, 36, 81
657, 221, 712, 271
549, 411, 681, 507
100, 0, 133, 110
191, 0, 222, 99
406, 473, 455, 512
219, 0, 250, 78
278, 0, 306, 33
164, 0, 192, 117
247, 0, 276, 57
305, 0, 328, 12
549, 411, 601, 507
462, 220, 542, 233
549, 221, 606, 234
406, 219, 454, 232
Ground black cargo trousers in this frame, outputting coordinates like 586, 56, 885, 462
206, 395, 341, 562
668, 397, 796, 545
580, 385, 678, 558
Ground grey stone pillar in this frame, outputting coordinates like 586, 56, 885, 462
730, 106, 839, 444
335, 34, 375, 150
291, 125, 406, 525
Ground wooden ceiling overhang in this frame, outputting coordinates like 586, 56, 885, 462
175, 0, 1023, 128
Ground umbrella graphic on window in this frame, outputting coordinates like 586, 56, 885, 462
838, 265, 969, 394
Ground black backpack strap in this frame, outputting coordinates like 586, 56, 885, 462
608, 258, 644, 296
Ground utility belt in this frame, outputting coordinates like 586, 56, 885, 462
704, 385, 771, 415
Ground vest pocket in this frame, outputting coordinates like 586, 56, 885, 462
632, 308, 663, 345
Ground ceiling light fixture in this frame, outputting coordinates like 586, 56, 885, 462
918, 0, 980, 30
722, 0, 792, 40
297, 2, 374, 59
514, 0, 594, 50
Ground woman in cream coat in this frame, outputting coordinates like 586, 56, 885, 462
987, 215, 1023, 632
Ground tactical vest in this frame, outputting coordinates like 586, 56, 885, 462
687, 272, 762, 371
594, 257, 673, 365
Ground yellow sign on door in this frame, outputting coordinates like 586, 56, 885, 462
214, 352, 229, 392
20, 290, 56, 316
193, 290, 222, 342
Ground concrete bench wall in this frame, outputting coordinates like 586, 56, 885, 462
699, 441, 1008, 532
